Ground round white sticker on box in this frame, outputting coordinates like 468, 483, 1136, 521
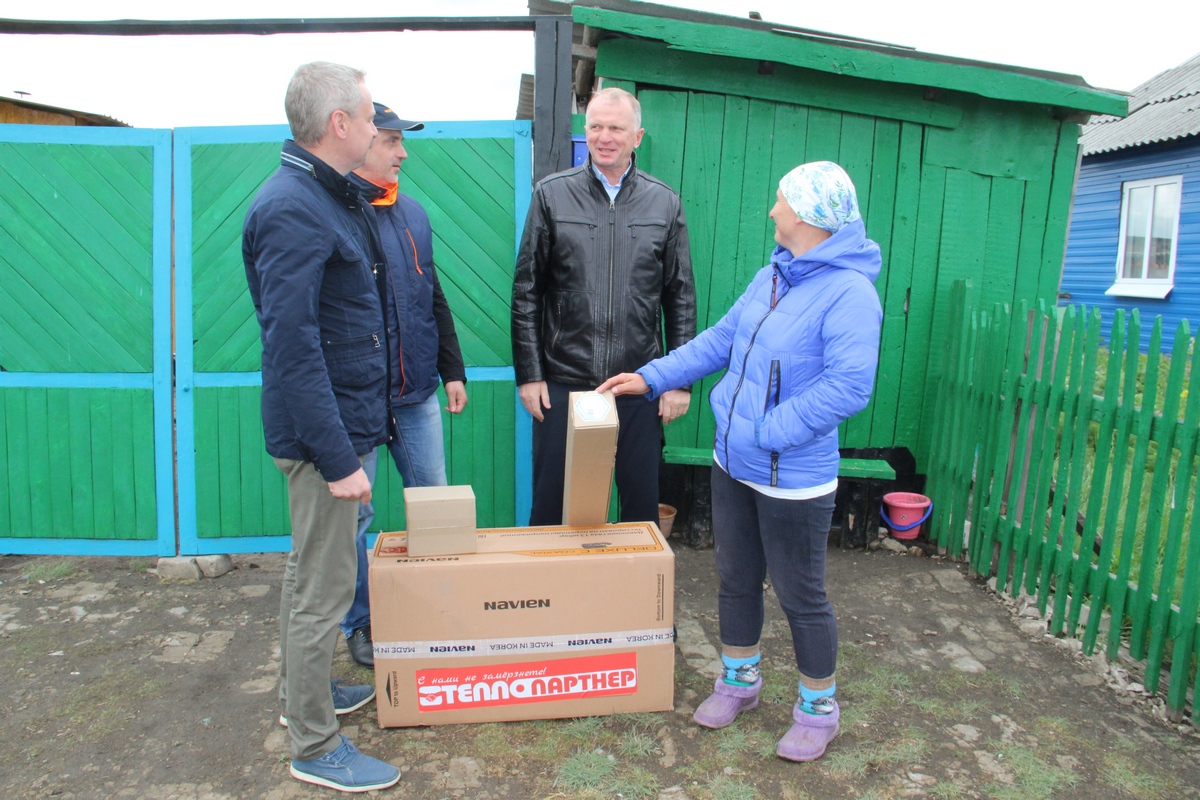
574, 393, 611, 422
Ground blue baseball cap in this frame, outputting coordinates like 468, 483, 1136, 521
372, 102, 424, 132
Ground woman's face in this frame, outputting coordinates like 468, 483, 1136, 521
769, 189, 799, 246
769, 188, 833, 255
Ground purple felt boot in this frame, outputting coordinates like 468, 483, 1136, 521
692, 677, 761, 729
776, 699, 840, 762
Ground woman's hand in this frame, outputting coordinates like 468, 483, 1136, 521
596, 372, 649, 396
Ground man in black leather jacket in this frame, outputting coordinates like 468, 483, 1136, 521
511, 87, 697, 526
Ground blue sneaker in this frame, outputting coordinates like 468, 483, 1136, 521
279, 680, 375, 727
290, 735, 400, 793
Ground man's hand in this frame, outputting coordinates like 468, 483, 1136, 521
596, 372, 649, 396
658, 388, 690, 425
444, 381, 468, 414
328, 467, 372, 503
518, 381, 551, 422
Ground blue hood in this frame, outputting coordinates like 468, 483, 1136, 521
770, 218, 881, 286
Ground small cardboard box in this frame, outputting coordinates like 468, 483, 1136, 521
369, 522, 674, 727
563, 390, 619, 525
402, 485, 477, 557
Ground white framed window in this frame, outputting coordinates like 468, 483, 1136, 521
1106, 175, 1182, 299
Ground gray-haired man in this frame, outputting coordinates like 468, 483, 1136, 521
243, 61, 400, 793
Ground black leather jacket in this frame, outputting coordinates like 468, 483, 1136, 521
512, 157, 697, 387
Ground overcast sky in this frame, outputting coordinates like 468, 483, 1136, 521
1, 0, 1196, 128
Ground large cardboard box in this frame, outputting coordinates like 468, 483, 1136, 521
563, 390, 619, 525
369, 522, 674, 727
402, 485, 477, 557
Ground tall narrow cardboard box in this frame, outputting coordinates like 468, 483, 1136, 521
563, 390, 619, 525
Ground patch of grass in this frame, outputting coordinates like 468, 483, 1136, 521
929, 782, 970, 800
24, 560, 78, 582
611, 712, 660, 728
526, 727, 572, 762
616, 725, 658, 759
398, 737, 434, 759
130, 558, 155, 574
678, 748, 727, 785
1, 622, 60, 664
555, 748, 616, 793
837, 650, 910, 724
923, 696, 988, 725
712, 726, 775, 762
608, 765, 661, 799
978, 672, 1024, 701
1101, 753, 1178, 800
755, 734, 778, 760
562, 715, 606, 742
53, 666, 163, 738
715, 726, 754, 758
980, 741, 1077, 800
823, 729, 928, 780
1030, 716, 1090, 750
759, 669, 794, 705
929, 666, 1024, 704
472, 723, 514, 761
704, 774, 759, 800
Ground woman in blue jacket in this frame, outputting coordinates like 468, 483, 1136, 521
598, 161, 882, 762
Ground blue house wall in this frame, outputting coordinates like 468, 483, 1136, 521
1060, 137, 1200, 350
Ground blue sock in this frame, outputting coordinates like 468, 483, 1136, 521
798, 680, 836, 714
721, 653, 760, 686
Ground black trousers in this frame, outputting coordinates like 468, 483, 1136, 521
529, 379, 662, 526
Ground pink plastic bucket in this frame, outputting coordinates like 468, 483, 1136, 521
880, 492, 932, 541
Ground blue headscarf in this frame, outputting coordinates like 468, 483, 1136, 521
779, 161, 861, 232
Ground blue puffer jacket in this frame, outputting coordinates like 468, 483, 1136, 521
638, 218, 883, 490
243, 141, 390, 483
350, 175, 467, 408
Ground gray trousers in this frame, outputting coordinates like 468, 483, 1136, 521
274, 456, 360, 762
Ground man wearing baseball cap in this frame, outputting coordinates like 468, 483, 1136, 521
341, 103, 468, 667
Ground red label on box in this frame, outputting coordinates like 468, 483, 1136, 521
415, 652, 637, 712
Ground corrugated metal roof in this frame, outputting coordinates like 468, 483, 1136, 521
1081, 51, 1200, 155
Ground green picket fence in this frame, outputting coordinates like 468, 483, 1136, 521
925, 281, 1200, 719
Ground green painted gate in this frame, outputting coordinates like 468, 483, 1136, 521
0, 125, 175, 555
175, 122, 531, 554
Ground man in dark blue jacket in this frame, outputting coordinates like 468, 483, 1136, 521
340, 103, 468, 667
242, 62, 400, 793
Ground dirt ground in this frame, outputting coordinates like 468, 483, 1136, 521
3, 542, 1199, 800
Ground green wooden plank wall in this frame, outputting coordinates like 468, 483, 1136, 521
0, 142, 154, 373
191, 141, 279, 373
1, 387, 156, 540
190, 138, 516, 374
193, 384, 516, 537
608, 49, 1079, 471
0, 137, 161, 549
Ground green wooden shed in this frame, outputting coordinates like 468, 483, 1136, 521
567, 0, 1127, 474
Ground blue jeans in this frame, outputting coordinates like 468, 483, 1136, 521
341, 393, 448, 636
711, 463, 838, 679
